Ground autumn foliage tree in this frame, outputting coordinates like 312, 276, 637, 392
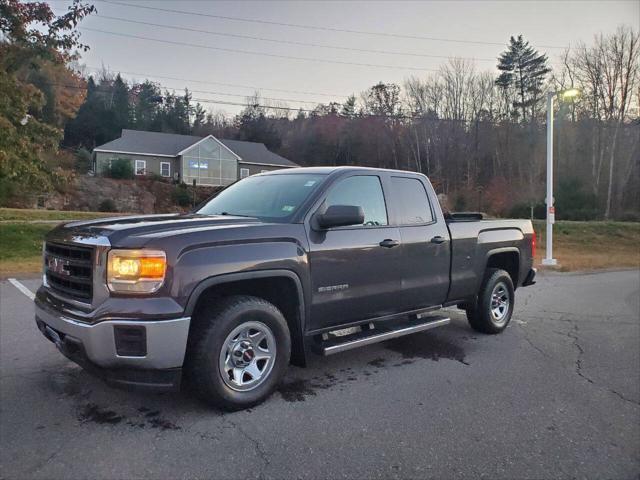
0, 0, 94, 201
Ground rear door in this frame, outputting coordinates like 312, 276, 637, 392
306, 174, 403, 331
388, 175, 450, 310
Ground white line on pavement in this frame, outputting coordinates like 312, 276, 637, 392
8, 278, 35, 301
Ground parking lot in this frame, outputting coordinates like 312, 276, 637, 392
1, 270, 639, 479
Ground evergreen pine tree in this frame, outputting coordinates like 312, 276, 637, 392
112, 74, 130, 133
134, 81, 163, 131
180, 88, 193, 133
192, 103, 206, 134
63, 76, 103, 149
341, 95, 357, 117
496, 35, 551, 122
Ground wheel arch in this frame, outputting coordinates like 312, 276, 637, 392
484, 248, 520, 288
185, 270, 308, 366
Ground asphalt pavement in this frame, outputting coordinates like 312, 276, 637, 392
1, 270, 639, 479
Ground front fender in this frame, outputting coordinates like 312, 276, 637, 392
171, 239, 308, 307
183, 268, 307, 329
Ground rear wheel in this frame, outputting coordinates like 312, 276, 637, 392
187, 295, 291, 410
466, 268, 514, 334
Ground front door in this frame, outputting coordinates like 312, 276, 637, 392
306, 174, 403, 332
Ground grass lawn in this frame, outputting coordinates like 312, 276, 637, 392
0, 223, 52, 276
0, 209, 127, 276
1, 215, 638, 277
0, 208, 126, 222
533, 221, 640, 271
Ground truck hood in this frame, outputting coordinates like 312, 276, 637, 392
48, 213, 265, 247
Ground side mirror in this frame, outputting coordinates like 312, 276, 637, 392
315, 205, 364, 229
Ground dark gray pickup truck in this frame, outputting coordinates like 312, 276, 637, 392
35, 167, 536, 409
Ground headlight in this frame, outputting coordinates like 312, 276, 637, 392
107, 249, 166, 294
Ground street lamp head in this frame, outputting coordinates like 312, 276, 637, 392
561, 88, 580, 99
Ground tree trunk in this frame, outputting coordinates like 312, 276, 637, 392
604, 120, 622, 219
414, 127, 421, 173
518, 67, 526, 122
590, 121, 598, 195
618, 127, 640, 208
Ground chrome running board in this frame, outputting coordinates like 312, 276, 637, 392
317, 315, 451, 356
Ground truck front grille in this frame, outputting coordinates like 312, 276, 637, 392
45, 242, 94, 302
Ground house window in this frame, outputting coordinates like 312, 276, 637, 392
181, 137, 238, 186
160, 162, 171, 177
135, 160, 146, 176
240, 168, 250, 178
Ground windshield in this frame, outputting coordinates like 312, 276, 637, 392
196, 173, 326, 221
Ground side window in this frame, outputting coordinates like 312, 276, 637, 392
325, 176, 388, 226
391, 177, 434, 225
135, 159, 146, 176
240, 168, 250, 178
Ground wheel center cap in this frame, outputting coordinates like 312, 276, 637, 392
243, 349, 255, 362
232, 342, 254, 367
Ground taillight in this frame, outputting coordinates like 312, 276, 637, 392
531, 230, 537, 258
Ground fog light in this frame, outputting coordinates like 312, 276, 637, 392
114, 325, 147, 357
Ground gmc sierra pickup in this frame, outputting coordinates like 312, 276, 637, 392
35, 167, 536, 409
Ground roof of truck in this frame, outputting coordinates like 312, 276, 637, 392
264, 166, 425, 176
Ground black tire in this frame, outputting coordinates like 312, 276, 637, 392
186, 295, 291, 410
465, 268, 515, 334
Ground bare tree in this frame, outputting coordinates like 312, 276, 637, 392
440, 58, 476, 122
570, 27, 640, 217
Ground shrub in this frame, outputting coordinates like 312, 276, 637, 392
453, 193, 467, 211
41, 149, 75, 170
172, 185, 192, 207
556, 178, 597, 220
0, 178, 17, 207
559, 209, 599, 221
483, 177, 511, 216
98, 199, 117, 212
103, 158, 134, 179
76, 147, 92, 174
508, 202, 545, 219
618, 211, 640, 222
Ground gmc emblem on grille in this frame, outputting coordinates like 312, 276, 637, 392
47, 256, 71, 276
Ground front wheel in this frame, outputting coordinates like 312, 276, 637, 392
466, 268, 515, 334
186, 295, 291, 410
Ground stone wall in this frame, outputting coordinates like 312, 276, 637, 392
11, 176, 221, 214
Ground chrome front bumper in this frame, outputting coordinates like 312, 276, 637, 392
35, 299, 190, 370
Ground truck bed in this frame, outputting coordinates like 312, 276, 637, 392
446, 219, 535, 302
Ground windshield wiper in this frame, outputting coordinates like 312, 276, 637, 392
214, 212, 257, 218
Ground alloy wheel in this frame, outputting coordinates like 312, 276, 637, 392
218, 321, 276, 392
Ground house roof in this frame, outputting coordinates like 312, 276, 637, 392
94, 129, 297, 167
95, 130, 202, 156
219, 139, 297, 167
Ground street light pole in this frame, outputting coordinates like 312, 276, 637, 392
541, 88, 579, 267
543, 92, 557, 266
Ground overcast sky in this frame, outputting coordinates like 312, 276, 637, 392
52, 0, 639, 116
